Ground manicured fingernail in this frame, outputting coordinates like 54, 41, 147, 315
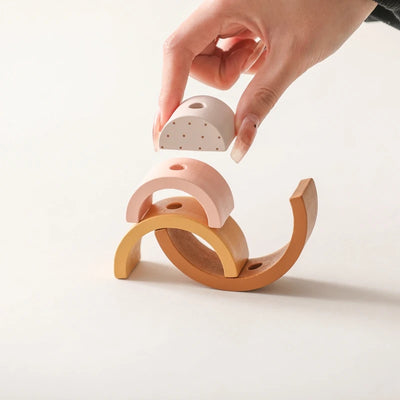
152, 108, 161, 151
242, 40, 265, 72
230, 114, 259, 163
230, 139, 247, 163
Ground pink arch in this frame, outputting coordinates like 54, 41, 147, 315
126, 158, 234, 228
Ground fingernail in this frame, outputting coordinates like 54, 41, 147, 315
242, 40, 266, 72
230, 114, 259, 163
152, 108, 161, 151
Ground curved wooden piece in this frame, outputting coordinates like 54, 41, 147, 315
115, 196, 248, 279
125, 158, 234, 228
155, 178, 318, 291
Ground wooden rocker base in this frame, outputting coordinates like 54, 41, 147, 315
154, 178, 317, 291
115, 179, 317, 292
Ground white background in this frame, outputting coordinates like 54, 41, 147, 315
1, 1, 399, 399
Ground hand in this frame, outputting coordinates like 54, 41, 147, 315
153, 0, 377, 162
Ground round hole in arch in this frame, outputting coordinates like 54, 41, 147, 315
169, 164, 185, 171
166, 202, 183, 210
248, 262, 263, 270
189, 102, 205, 109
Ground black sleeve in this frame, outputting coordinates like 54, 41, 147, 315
365, 0, 400, 29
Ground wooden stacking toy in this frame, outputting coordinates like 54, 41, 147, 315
159, 95, 235, 151
114, 157, 318, 291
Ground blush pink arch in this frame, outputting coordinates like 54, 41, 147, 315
125, 158, 234, 228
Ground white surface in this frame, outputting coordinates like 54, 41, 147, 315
1, 1, 399, 399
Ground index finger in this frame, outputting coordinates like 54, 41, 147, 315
158, 3, 222, 127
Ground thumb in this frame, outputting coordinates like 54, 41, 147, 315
231, 47, 300, 163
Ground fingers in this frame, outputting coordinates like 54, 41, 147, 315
190, 39, 263, 89
152, 108, 161, 151
231, 46, 302, 163
153, 37, 265, 152
244, 45, 267, 74
157, 4, 222, 129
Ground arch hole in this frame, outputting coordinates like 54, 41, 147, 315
170, 164, 185, 171
248, 262, 263, 270
166, 202, 182, 210
189, 102, 205, 109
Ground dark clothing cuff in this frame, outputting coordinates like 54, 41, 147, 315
366, 0, 400, 29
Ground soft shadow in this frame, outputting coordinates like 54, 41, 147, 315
125, 261, 400, 308
256, 276, 400, 308
127, 260, 200, 287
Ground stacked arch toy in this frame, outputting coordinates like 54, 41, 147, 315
114, 157, 318, 291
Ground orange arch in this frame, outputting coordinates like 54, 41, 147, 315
116, 196, 249, 279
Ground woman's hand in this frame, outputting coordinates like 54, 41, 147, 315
153, 0, 377, 162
